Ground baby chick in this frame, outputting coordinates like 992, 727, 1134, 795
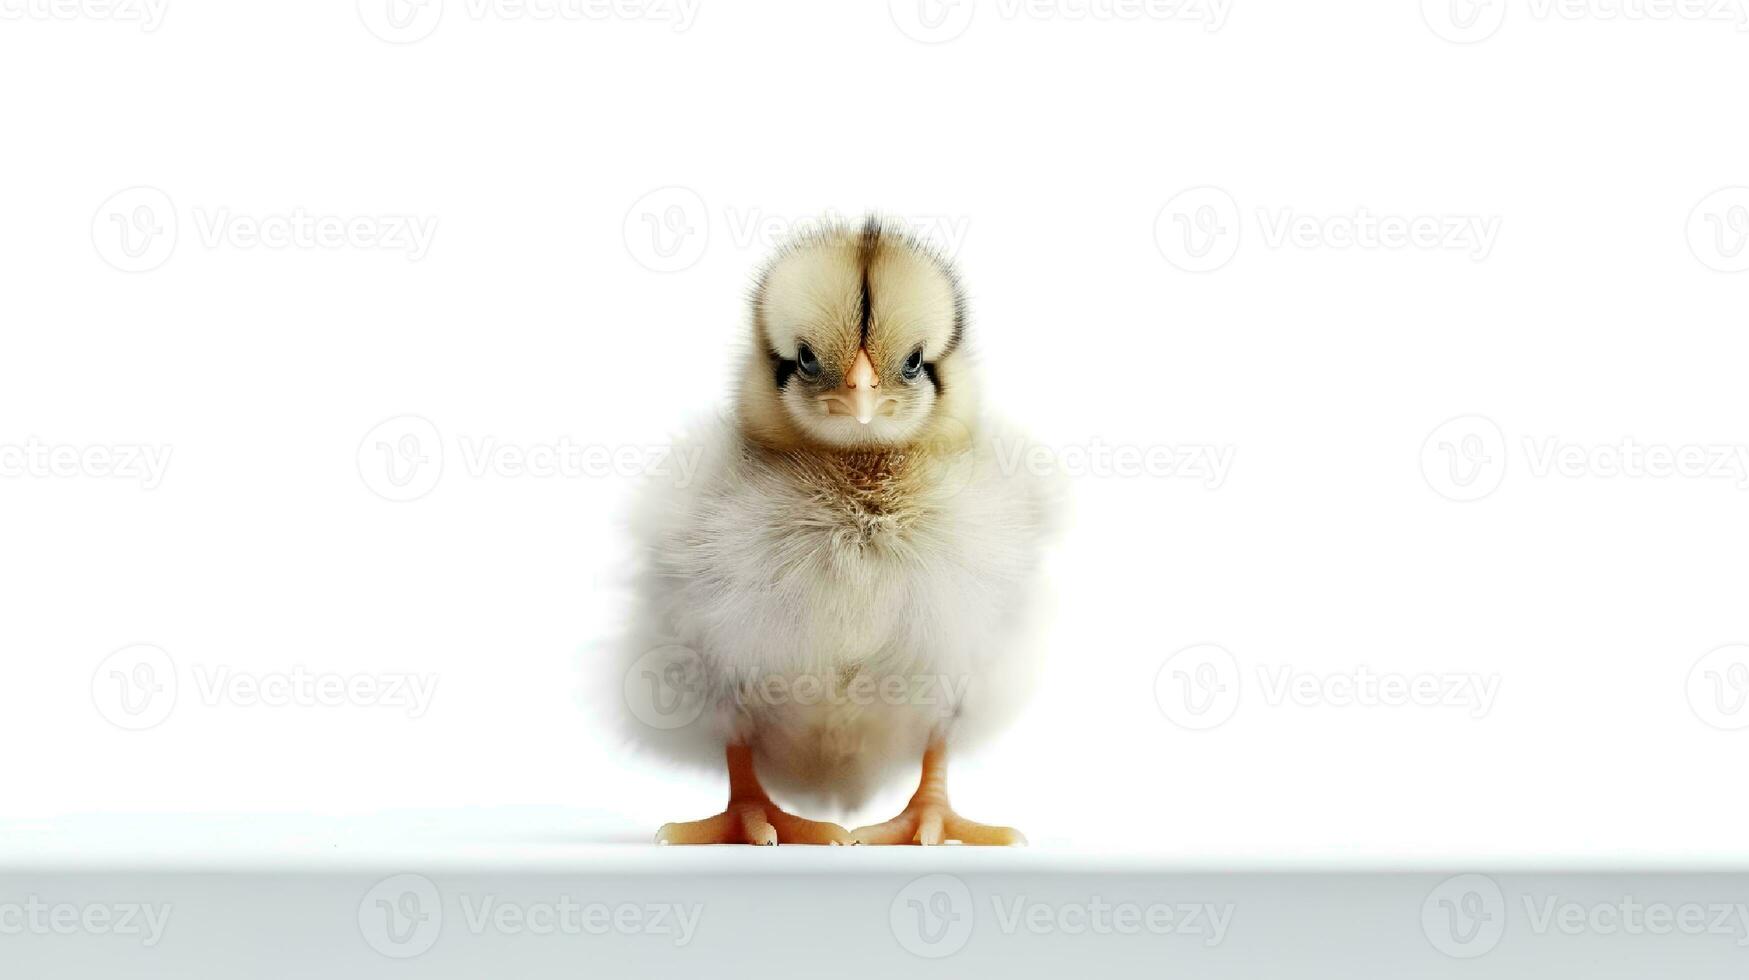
624, 217, 1055, 845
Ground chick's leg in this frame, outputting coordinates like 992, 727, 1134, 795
851, 739, 1026, 846
656, 745, 851, 845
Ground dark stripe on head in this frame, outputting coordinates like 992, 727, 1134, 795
856, 215, 880, 347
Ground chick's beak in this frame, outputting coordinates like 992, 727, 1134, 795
821, 348, 886, 424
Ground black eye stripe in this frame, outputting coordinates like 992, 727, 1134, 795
773, 356, 797, 389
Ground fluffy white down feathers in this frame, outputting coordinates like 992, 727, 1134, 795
616, 219, 1057, 814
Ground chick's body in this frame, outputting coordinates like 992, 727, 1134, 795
638, 421, 1051, 808
624, 218, 1054, 843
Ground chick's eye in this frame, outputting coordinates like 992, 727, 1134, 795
902, 348, 925, 381
796, 343, 821, 379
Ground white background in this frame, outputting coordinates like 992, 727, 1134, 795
3, 0, 1747, 861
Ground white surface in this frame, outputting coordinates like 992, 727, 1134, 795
7, 861, 1749, 978
2, 1, 1748, 864
3, 809, 1745, 873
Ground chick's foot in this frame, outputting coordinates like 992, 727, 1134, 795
655, 744, 851, 845
657, 802, 851, 846
850, 740, 1026, 846
851, 801, 1025, 846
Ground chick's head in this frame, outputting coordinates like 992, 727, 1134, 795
738, 217, 976, 453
